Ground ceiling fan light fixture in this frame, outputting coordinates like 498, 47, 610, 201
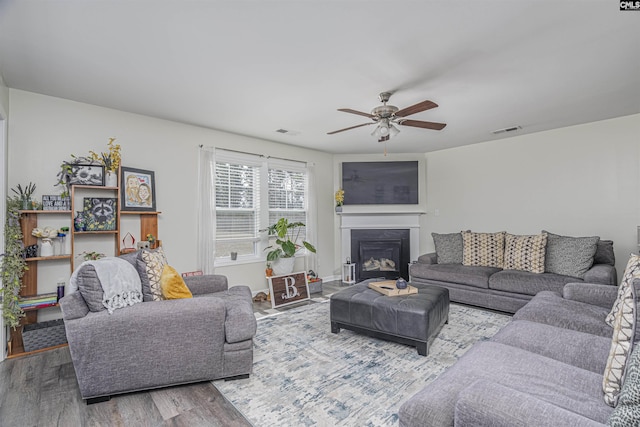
371, 126, 382, 138
371, 119, 399, 142
389, 123, 400, 138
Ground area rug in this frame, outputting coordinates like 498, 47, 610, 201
213, 301, 511, 426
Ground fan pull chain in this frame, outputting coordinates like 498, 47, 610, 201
384, 142, 388, 156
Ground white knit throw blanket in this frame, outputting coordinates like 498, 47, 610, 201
69, 257, 142, 314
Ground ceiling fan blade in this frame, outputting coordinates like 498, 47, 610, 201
327, 122, 375, 135
398, 119, 447, 131
394, 100, 438, 118
337, 108, 374, 119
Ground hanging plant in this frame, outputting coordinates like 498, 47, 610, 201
1, 196, 27, 329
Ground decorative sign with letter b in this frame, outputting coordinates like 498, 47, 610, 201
267, 271, 310, 308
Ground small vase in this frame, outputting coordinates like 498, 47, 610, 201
60, 234, 70, 255
74, 211, 86, 232
22, 197, 31, 210
40, 239, 54, 257
396, 277, 408, 289
105, 171, 118, 187
335, 205, 342, 213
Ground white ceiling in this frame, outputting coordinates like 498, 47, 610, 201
0, 1, 638, 155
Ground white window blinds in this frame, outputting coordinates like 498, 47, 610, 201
268, 160, 307, 240
215, 152, 261, 258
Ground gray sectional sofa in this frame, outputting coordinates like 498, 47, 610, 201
409, 231, 617, 313
60, 250, 257, 403
399, 278, 640, 426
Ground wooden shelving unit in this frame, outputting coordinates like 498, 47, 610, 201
8, 168, 161, 358
9, 210, 71, 358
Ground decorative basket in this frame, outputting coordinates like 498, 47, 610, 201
22, 319, 67, 352
308, 279, 323, 294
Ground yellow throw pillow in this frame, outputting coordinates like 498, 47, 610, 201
160, 265, 193, 300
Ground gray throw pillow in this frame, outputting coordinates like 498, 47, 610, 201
75, 264, 105, 312
543, 231, 599, 279
120, 250, 154, 302
595, 240, 616, 266
608, 344, 640, 426
432, 232, 463, 264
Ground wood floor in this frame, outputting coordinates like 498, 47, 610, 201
0, 280, 345, 426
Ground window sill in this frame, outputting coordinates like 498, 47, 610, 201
215, 256, 263, 268
214, 252, 306, 268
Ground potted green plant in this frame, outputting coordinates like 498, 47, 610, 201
264, 218, 316, 275
79, 251, 106, 261
12, 182, 36, 210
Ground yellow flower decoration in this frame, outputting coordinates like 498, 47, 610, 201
335, 189, 345, 206
89, 137, 122, 173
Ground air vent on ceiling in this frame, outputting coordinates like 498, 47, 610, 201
275, 129, 300, 136
492, 126, 521, 135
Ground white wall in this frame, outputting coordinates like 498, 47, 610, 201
423, 114, 640, 276
7, 90, 335, 299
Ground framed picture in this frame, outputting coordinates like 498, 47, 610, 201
121, 167, 156, 212
69, 164, 104, 186
82, 198, 117, 231
267, 271, 310, 308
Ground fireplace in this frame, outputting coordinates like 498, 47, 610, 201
351, 229, 410, 282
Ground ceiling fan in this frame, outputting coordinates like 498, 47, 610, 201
327, 92, 446, 142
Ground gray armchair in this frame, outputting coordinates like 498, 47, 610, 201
60, 265, 256, 404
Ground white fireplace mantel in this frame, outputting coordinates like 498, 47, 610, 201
340, 212, 423, 265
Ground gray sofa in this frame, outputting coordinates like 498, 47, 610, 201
399, 279, 639, 426
409, 232, 617, 313
60, 251, 257, 403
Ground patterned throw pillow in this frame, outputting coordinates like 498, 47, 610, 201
141, 247, 168, 301
607, 254, 640, 327
603, 282, 637, 407
432, 232, 463, 264
503, 233, 548, 274
543, 231, 599, 278
462, 231, 506, 268
608, 345, 640, 425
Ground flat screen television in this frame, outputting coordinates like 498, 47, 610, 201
341, 161, 419, 205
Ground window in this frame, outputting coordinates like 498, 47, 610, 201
211, 150, 309, 262
215, 157, 261, 258
268, 164, 307, 242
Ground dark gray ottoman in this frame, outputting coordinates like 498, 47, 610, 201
330, 283, 450, 356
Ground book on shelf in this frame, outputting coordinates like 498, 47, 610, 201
19, 292, 57, 302
20, 302, 58, 310
18, 293, 58, 309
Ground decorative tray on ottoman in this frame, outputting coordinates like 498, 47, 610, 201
368, 280, 418, 297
